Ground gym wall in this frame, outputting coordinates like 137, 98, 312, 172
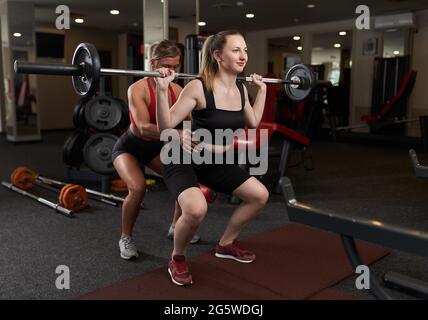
408, 9, 428, 136
268, 46, 296, 80
34, 21, 194, 131
348, 26, 383, 132
245, 18, 353, 97
246, 11, 428, 137
169, 19, 196, 44
35, 26, 120, 130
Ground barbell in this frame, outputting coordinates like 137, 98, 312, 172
14, 42, 329, 101
10, 167, 89, 213
2, 181, 74, 218
11, 166, 125, 205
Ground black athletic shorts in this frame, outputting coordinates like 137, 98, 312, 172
111, 129, 164, 165
162, 154, 251, 200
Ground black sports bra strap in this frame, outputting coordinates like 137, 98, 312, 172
236, 81, 246, 110
198, 79, 216, 110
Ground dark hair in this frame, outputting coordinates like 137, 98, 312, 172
149, 40, 181, 69
200, 30, 245, 91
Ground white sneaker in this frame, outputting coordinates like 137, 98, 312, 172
167, 224, 201, 244
119, 236, 139, 260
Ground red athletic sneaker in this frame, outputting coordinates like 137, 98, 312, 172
215, 241, 256, 263
168, 255, 193, 286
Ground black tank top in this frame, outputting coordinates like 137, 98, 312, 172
191, 79, 246, 135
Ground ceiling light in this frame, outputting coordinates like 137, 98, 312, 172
246, 13, 255, 19
236, 1, 244, 6
294, 18, 300, 23
13, 32, 22, 38
339, 31, 347, 36
393, 50, 400, 55
132, 22, 139, 27
293, 35, 301, 41
110, 9, 120, 15
297, 46, 303, 51
75, 18, 84, 24
198, 21, 206, 26
306, 4, 316, 8
334, 43, 341, 48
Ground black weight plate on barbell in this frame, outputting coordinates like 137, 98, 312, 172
284, 64, 315, 102
63, 130, 89, 167
83, 133, 118, 175
71, 43, 101, 98
84, 96, 123, 131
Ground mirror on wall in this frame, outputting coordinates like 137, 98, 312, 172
382, 27, 412, 58
1, 0, 41, 141
268, 35, 304, 80
311, 30, 352, 86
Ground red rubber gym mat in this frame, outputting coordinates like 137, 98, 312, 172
196, 223, 389, 299
79, 224, 388, 300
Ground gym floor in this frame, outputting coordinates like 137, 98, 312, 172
1, 131, 427, 300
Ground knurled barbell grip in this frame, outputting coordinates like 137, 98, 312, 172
14, 61, 83, 76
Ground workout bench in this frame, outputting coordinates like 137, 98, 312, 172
279, 176, 428, 299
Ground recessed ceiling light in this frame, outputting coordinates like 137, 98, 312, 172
334, 43, 341, 48
132, 22, 139, 27
13, 32, 22, 38
306, 4, 316, 8
75, 18, 84, 24
294, 18, 300, 23
110, 9, 120, 15
198, 21, 206, 26
246, 13, 255, 19
236, 1, 244, 6
293, 35, 301, 41
339, 31, 347, 36
393, 50, 400, 55
297, 46, 303, 51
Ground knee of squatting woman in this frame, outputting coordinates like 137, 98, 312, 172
112, 40, 201, 260
155, 30, 270, 286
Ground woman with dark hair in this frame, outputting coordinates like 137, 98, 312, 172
112, 40, 200, 261
155, 30, 269, 286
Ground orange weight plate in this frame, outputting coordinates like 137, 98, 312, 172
10, 167, 37, 190
59, 184, 89, 212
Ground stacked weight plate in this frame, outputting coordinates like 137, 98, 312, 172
63, 95, 130, 175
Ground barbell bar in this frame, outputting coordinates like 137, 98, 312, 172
1, 181, 74, 218
14, 42, 330, 101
